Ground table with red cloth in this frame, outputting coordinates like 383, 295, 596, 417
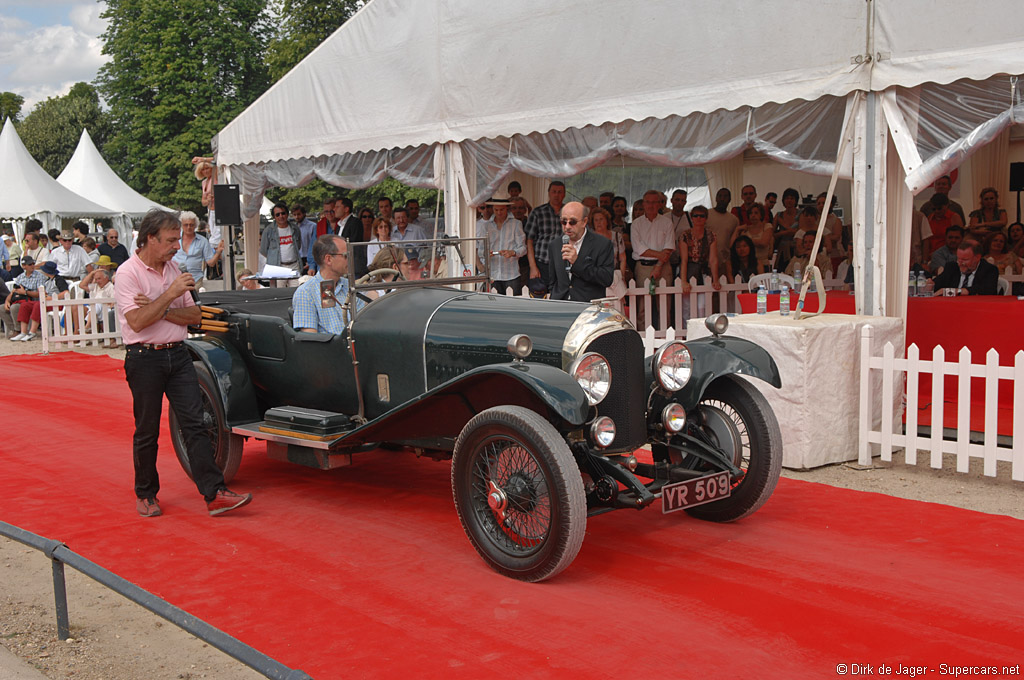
905, 296, 1023, 436
736, 289, 857, 315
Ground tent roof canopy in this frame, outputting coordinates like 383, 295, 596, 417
57, 129, 170, 218
215, 0, 1024, 169
0, 119, 115, 219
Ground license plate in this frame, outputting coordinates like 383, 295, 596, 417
661, 471, 731, 514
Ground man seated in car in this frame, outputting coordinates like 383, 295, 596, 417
292, 235, 365, 334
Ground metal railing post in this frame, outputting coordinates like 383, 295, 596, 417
51, 558, 70, 639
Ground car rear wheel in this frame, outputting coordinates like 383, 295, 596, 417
170, 362, 244, 484
452, 406, 586, 582
685, 374, 782, 522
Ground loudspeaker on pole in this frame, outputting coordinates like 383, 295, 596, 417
213, 184, 242, 225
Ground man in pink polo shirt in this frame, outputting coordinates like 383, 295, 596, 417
115, 209, 253, 518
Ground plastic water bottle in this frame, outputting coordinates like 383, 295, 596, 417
793, 264, 802, 293
756, 284, 767, 314
779, 285, 790, 316
770, 269, 780, 293
916, 271, 926, 297
908, 270, 917, 298
648, 277, 656, 296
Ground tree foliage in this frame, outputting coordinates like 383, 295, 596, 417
267, 178, 442, 220
95, 0, 270, 211
18, 83, 109, 177
266, 0, 363, 82
0, 92, 24, 123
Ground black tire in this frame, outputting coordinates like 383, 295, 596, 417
685, 374, 782, 523
169, 361, 244, 484
451, 406, 586, 582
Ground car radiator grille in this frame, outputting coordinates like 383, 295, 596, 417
585, 330, 646, 452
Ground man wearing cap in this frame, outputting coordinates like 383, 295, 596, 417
548, 202, 615, 303
478, 192, 526, 295
115, 209, 253, 518
292, 234, 365, 334
98, 228, 129, 265
39, 260, 70, 299
5, 256, 44, 341
4, 233, 20, 270
51, 230, 90, 281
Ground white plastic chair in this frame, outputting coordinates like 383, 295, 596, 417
747, 272, 796, 292
997, 276, 1010, 296
835, 260, 850, 284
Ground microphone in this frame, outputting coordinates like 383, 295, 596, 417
178, 262, 200, 304
562, 234, 571, 272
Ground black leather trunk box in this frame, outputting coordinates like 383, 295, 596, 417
264, 406, 352, 436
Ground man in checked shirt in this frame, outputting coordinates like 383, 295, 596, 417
525, 180, 566, 294
478, 192, 526, 295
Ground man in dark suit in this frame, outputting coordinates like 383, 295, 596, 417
335, 197, 368, 278
547, 201, 615, 302
931, 240, 999, 296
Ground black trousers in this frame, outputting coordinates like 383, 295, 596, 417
124, 345, 225, 501
491, 277, 522, 296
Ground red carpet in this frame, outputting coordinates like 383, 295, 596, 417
1, 353, 1022, 679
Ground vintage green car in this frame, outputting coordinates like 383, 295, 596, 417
171, 254, 782, 582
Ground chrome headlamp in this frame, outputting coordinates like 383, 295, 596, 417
589, 416, 616, 448
570, 352, 611, 405
652, 341, 692, 392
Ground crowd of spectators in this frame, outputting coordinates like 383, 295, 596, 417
1, 218, 124, 341
910, 178, 1021, 296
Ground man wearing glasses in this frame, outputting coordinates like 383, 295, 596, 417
548, 202, 614, 303
260, 202, 303, 282
292, 235, 365, 334
99, 228, 130, 265
51, 230, 91, 281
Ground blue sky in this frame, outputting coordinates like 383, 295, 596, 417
0, 0, 108, 113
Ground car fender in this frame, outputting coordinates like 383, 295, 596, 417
668, 335, 782, 407
345, 362, 591, 445
184, 337, 260, 426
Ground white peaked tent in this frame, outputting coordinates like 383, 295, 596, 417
214, 0, 1024, 316
57, 129, 170, 218
0, 119, 115, 230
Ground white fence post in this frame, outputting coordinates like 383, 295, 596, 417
1014, 351, 1024, 481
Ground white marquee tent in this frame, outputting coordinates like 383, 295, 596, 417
0, 119, 116, 231
213, 0, 1024, 316
57, 129, 171, 219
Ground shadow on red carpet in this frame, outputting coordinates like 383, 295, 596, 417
1, 353, 1022, 679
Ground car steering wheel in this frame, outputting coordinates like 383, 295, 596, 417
356, 268, 401, 285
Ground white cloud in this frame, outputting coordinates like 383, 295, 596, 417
0, 2, 109, 112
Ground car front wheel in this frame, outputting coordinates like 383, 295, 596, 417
169, 361, 244, 484
452, 406, 586, 582
684, 374, 782, 522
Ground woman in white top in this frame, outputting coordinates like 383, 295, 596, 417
365, 218, 393, 264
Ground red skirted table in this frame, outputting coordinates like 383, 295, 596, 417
736, 290, 857, 315
906, 296, 1023, 435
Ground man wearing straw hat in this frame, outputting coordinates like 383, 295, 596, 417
478, 190, 526, 295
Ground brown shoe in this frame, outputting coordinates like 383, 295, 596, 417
206, 489, 252, 516
136, 497, 162, 517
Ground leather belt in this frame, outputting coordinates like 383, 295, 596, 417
637, 259, 658, 266
128, 341, 184, 351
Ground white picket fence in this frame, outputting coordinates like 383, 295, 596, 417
498, 271, 850, 338
38, 287, 121, 354
858, 324, 1024, 481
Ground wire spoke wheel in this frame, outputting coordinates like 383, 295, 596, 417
470, 436, 552, 554
685, 375, 782, 523
453, 406, 585, 582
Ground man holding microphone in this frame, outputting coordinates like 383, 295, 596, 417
115, 209, 253, 518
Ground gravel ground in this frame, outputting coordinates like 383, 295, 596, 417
1, 339, 1020, 679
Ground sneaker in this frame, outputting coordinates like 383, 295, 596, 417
19, 332, 35, 342
136, 497, 162, 518
207, 489, 253, 516
9, 333, 25, 341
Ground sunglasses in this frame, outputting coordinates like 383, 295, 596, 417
560, 218, 581, 226
273, 212, 287, 217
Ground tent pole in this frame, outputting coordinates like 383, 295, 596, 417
863, 91, 876, 313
